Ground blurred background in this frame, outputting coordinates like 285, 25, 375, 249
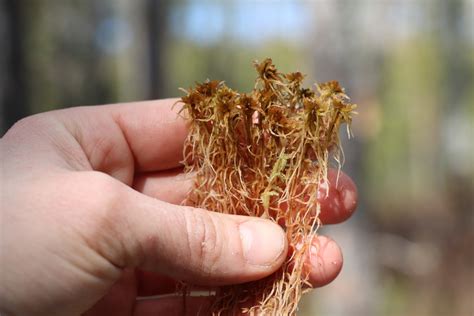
1, 0, 473, 315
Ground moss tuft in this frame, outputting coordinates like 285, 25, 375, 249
179, 58, 356, 315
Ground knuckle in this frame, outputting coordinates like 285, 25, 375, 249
84, 171, 124, 211
184, 208, 223, 275
66, 171, 124, 224
87, 170, 119, 190
72, 171, 131, 266
4, 114, 53, 139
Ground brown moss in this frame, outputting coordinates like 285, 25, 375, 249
179, 58, 356, 315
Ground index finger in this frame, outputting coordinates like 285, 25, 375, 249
134, 168, 358, 225
109, 98, 188, 172
58, 98, 188, 174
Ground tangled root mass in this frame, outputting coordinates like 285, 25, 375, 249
179, 58, 356, 315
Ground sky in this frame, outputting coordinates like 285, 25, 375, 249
170, 1, 311, 44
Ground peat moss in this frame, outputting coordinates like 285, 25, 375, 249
179, 58, 356, 315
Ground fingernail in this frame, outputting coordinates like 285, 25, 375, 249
308, 237, 343, 287
313, 238, 340, 266
336, 173, 357, 214
239, 220, 285, 266
341, 188, 357, 214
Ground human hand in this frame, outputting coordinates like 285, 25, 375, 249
0, 99, 357, 315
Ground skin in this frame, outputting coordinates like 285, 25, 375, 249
0, 99, 357, 315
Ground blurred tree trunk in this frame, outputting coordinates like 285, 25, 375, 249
114, 0, 170, 101
1, 0, 28, 134
146, 0, 169, 99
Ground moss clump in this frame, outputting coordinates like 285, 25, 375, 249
180, 58, 356, 315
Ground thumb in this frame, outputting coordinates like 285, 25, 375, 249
100, 185, 287, 286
